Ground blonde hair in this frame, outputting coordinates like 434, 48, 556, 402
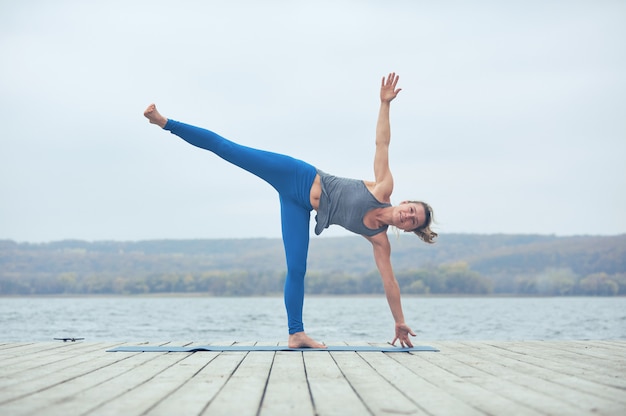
410, 201, 437, 244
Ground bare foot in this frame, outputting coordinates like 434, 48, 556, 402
288, 332, 326, 349
143, 104, 168, 128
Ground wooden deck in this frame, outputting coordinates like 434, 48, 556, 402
0, 340, 624, 415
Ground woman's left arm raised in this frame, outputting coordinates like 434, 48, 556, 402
372, 73, 402, 202
365, 232, 416, 347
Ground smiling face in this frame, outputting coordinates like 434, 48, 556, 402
393, 201, 427, 232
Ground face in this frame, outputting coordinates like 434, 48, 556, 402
394, 202, 426, 232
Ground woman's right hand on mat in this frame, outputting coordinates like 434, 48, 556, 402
391, 322, 416, 348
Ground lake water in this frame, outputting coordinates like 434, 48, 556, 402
1, 296, 624, 343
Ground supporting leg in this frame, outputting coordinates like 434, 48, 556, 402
280, 196, 326, 348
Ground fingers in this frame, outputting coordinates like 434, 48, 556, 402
399, 335, 414, 348
390, 73, 399, 88
392, 336, 410, 348
382, 72, 399, 85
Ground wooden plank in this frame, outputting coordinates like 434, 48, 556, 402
545, 340, 626, 360
482, 341, 626, 393
203, 344, 274, 415
0, 342, 126, 396
73, 351, 189, 415
428, 341, 592, 415
514, 341, 626, 379
88, 352, 214, 415
260, 352, 315, 416
448, 342, 626, 414
144, 350, 241, 415
0, 343, 37, 353
493, 340, 625, 369
0, 343, 68, 374
355, 347, 483, 416
15, 353, 183, 414
0, 341, 624, 416
0, 342, 108, 375
594, 340, 626, 349
0, 340, 92, 355
331, 349, 424, 415
144, 341, 246, 415
0, 349, 156, 415
392, 344, 544, 416
303, 351, 371, 416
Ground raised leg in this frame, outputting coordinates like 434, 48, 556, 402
144, 104, 323, 347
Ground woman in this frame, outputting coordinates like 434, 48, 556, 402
144, 73, 436, 348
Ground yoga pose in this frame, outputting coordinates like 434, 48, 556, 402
144, 73, 436, 348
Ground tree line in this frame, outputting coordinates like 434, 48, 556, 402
1, 234, 625, 296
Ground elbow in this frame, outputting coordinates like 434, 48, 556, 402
375, 135, 391, 146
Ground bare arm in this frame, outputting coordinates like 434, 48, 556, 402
372, 73, 402, 202
365, 233, 416, 347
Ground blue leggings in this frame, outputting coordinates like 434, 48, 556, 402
165, 120, 316, 334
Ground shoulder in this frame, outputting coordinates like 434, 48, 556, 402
364, 232, 390, 250
363, 180, 392, 204
364, 233, 392, 266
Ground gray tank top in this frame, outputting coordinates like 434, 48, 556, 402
314, 170, 391, 236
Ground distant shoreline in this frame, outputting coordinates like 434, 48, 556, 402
1, 293, 623, 299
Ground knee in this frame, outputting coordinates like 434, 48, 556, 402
286, 264, 307, 281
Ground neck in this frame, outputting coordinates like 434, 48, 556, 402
375, 206, 395, 227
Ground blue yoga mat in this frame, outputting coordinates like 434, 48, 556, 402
107, 345, 439, 353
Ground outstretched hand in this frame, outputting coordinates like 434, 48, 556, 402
380, 72, 402, 103
391, 322, 417, 348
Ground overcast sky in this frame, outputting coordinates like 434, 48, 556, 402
1, 0, 624, 243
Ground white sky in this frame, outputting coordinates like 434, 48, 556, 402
1, 0, 625, 242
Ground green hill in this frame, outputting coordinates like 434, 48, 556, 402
1, 234, 624, 296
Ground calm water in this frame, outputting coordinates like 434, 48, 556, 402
1, 296, 624, 343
